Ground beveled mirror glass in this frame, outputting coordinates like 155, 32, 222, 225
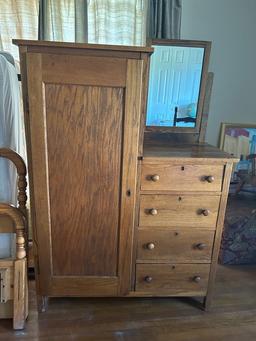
146, 40, 211, 133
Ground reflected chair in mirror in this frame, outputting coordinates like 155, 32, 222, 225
173, 106, 197, 127
0, 148, 28, 330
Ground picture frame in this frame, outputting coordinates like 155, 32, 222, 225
219, 123, 256, 157
219, 122, 256, 185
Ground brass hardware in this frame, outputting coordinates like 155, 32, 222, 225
151, 174, 160, 182
193, 276, 201, 283
149, 208, 158, 216
201, 209, 210, 216
196, 243, 206, 250
205, 175, 215, 183
146, 242, 155, 250
144, 276, 153, 283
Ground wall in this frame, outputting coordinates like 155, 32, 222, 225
181, 0, 256, 146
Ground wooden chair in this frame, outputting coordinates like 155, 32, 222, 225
173, 106, 196, 127
0, 148, 28, 329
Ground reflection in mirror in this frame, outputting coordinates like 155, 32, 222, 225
146, 45, 205, 128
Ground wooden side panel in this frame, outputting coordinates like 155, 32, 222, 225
26, 53, 52, 295
140, 194, 220, 227
141, 164, 224, 192
45, 84, 123, 276
204, 162, 233, 310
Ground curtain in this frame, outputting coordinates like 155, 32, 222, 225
0, 0, 39, 64
147, 0, 182, 39
38, 0, 88, 42
88, 0, 146, 46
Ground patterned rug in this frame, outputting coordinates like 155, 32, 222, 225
219, 189, 256, 264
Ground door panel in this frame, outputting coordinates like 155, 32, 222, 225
45, 84, 123, 277
26, 52, 143, 296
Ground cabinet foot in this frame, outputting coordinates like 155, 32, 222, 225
203, 296, 211, 312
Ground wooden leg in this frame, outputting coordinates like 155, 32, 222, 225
38, 295, 49, 313
13, 259, 27, 330
25, 265, 29, 319
203, 295, 211, 312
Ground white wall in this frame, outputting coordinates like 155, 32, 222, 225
181, 0, 256, 146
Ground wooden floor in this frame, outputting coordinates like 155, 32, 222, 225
1, 265, 256, 340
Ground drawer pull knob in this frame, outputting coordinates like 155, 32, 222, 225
151, 174, 160, 182
196, 243, 207, 250
205, 175, 215, 183
193, 276, 201, 283
201, 209, 210, 216
146, 242, 155, 250
144, 276, 153, 283
149, 208, 158, 216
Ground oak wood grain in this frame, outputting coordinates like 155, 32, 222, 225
141, 163, 224, 192
204, 162, 234, 310
143, 141, 239, 163
137, 228, 215, 263
139, 194, 220, 227
45, 84, 123, 277
118, 59, 143, 295
42, 54, 127, 87
136, 263, 210, 295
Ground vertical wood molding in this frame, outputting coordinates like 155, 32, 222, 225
118, 59, 143, 295
26, 52, 52, 294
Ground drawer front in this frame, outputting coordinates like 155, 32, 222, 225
137, 229, 215, 262
139, 194, 220, 227
136, 264, 210, 295
141, 164, 224, 192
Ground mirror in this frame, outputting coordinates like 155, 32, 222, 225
146, 40, 211, 132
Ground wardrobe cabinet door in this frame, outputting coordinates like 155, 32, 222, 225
26, 52, 143, 296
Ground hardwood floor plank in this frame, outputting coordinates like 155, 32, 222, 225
0, 265, 255, 340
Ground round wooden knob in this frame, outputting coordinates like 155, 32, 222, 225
205, 175, 215, 183
196, 243, 206, 250
193, 276, 201, 283
151, 174, 160, 182
146, 242, 155, 250
144, 276, 153, 283
149, 208, 158, 216
201, 209, 210, 216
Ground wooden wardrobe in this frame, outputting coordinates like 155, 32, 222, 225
14, 40, 237, 311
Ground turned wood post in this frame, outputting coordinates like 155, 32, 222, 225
0, 204, 26, 259
0, 148, 27, 216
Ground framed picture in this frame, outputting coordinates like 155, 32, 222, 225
219, 122, 256, 183
219, 123, 256, 157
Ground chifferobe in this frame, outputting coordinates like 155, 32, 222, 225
14, 40, 237, 311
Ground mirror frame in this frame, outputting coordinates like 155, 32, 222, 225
145, 39, 211, 136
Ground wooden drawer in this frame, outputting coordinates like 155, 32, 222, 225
141, 163, 224, 192
137, 229, 215, 262
139, 194, 220, 227
135, 264, 210, 295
